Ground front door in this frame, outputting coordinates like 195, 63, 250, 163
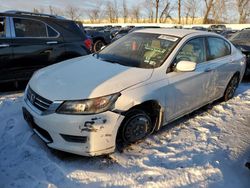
164, 37, 214, 122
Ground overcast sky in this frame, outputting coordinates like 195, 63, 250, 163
0, 0, 144, 14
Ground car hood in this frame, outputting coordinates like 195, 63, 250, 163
29, 55, 153, 101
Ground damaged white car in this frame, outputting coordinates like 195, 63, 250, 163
23, 29, 246, 156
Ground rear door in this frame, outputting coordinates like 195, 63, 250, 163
0, 16, 14, 83
205, 37, 233, 100
10, 17, 63, 80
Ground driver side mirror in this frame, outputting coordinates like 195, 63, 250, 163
176, 60, 197, 72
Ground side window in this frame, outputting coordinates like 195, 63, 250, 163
47, 26, 58, 37
207, 37, 231, 60
13, 18, 47, 38
0, 17, 6, 38
176, 38, 206, 64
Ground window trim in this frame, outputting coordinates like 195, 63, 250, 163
206, 36, 232, 61
10, 17, 60, 39
0, 16, 12, 38
167, 36, 207, 73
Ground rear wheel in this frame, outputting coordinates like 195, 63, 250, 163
223, 74, 239, 101
93, 40, 105, 52
118, 110, 153, 145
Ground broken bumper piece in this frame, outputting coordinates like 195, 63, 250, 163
23, 101, 125, 156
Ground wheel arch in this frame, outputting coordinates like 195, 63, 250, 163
93, 37, 106, 44
115, 100, 164, 146
224, 71, 240, 93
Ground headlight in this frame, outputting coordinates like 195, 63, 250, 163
56, 93, 120, 115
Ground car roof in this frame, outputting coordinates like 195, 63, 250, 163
0, 12, 69, 21
134, 28, 210, 38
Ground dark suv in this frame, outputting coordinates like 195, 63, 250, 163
0, 11, 92, 84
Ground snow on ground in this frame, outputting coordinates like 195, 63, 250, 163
0, 83, 250, 188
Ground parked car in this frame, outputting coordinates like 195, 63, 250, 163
230, 29, 250, 76
23, 29, 246, 156
128, 26, 161, 33
111, 27, 132, 42
208, 24, 227, 34
84, 28, 112, 52
0, 11, 91, 85
76, 24, 113, 52
191, 26, 207, 31
112, 26, 161, 42
220, 30, 238, 39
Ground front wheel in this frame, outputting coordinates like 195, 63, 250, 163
119, 110, 153, 145
223, 74, 239, 101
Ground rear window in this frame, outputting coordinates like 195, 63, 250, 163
0, 17, 5, 38
207, 37, 231, 60
47, 25, 58, 37
13, 18, 47, 38
61, 21, 83, 34
56, 20, 85, 39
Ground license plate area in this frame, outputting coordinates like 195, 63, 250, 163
22, 107, 53, 143
22, 107, 34, 129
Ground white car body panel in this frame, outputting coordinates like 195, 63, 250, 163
23, 29, 246, 156
30, 55, 153, 100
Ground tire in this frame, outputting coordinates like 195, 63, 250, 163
93, 40, 105, 52
118, 109, 153, 145
223, 74, 239, 101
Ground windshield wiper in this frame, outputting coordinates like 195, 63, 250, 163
101, 59, 120, 64
92, 52, 99, 58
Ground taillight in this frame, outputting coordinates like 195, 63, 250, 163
84, 38, 92, 50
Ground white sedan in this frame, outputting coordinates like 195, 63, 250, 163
22, 29, 246, 156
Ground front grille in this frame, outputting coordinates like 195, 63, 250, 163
27, 87, 52, 112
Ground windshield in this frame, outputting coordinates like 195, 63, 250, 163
97, 32, 179, 69
230, 30, 250, 42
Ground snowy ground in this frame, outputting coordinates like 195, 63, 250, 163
0, 83, 250, 188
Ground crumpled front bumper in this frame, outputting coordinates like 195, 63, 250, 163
23, 97, 125, 156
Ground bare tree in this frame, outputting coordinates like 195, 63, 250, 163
88, 0, 103, 23
210, 0, 230, 23
159, 0, 173, 23
106, 1, 115, 23
144, 0, 154, 23
105, 0, 119, 23
155, 0, 160, 23
33, 7, 45, 14
178, 0, 181, 24
88, 9, 101, 23
203, 0, 215, 23
65, 5, 82, 21
236, 0, 250, 23
48, 6, 63, 16
183, 0, 199, 24
113, 0, 119, 22
122, 0, 128, 23
131, 5, 141, 23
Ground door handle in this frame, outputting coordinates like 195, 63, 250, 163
0, 44, 10, 48
46, 41, 58, 45
204, 68, 213, 72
